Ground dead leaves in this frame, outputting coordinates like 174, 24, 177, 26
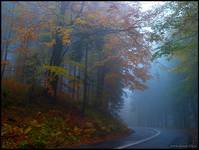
2, 100, 130, 149
2, 123, 32, 140
24, 127, 32, 134
30, 120, 42, 128
73, 126, 82, 135
1, 123, 12, 136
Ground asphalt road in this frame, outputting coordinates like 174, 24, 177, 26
73, 127, 196, 149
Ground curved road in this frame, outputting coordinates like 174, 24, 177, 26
74, 127, 196, 149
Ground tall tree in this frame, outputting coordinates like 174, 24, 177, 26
150, 1, 198, 128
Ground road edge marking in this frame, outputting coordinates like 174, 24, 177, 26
116, 128, 161, 149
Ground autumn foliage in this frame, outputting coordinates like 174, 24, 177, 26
1, 1, 151, 148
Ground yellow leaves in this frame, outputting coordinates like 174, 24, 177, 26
24, 127, 32, 134
60, 27, 72, 45
61, 28, 73, 34
75, 17, 87, 25
43, 27, 72, 46
43, 65, 78, 81
44, 39, 55, 48
43, 65, 68, 76
2, 123, 32, 137
62, 35, 70, 45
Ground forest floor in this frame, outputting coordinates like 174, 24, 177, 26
1, 79, 131, 149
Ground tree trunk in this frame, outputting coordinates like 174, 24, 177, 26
82, 45, 88, 115
76, 67, 81, 101
72, 65, 76, 100
1, 4, 15, 80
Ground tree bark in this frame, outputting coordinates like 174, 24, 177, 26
82, 45, 88, 115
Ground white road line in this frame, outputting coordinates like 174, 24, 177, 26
116, 128, 161, 149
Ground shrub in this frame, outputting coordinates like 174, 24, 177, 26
1, 79, 30, 104
18, 140, 29, 149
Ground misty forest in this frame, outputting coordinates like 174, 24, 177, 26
1, 1, 198, 149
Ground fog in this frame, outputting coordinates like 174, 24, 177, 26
119, 57, 197, 129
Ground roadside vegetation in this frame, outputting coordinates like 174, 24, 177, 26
2, 80, 130, 149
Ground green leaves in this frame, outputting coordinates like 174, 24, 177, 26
150, 1, 198, 105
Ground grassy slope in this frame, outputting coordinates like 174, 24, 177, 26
1, 80, 131, 149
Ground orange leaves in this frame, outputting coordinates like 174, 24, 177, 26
98, 16, 109, 26
1, 93, 131, 148
26, 27, 38, 40
84, 10, 110, 27
126, 51, 141, 64
2, 123, 32, 138
134, 68, 151, 81
81, 122, 96, 138
131, 80, 147, 91
73, 126, 82, 136
105, 35, 122, 50
1, 60, 9, 65
16, 26, 37, 40
2, 79, 30, 90
82, 128, 96, 138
